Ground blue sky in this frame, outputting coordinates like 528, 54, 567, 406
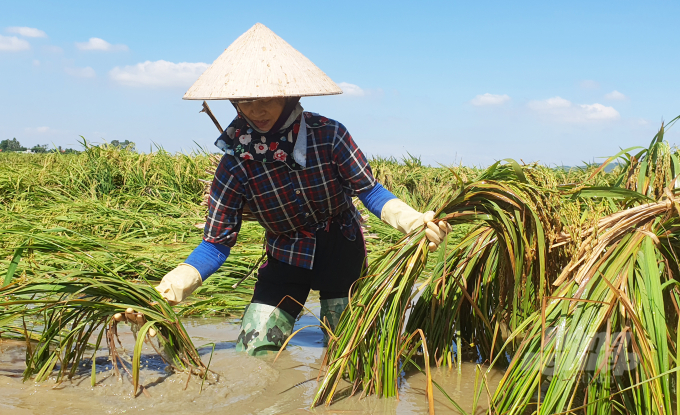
1, 0, 679, 166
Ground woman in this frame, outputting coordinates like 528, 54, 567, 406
156, 23, 451, 355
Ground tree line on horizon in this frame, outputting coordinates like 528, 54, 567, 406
0, 138, 135, 154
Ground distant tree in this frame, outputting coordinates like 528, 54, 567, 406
110, 140, 136, 151
31, 144, 48, 153
0, 138, 27, 152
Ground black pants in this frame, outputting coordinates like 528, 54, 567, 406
251, 221, 366, 318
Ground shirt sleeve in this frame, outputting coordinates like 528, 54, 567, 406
332, 122, 377, 196
184, 240, 231, 281
358, 182, 397, 218
203, 154, 245, 247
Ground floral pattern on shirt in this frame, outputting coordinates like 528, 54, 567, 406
215, 113, 331, 170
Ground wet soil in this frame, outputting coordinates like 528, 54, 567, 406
0, 299, 502, 414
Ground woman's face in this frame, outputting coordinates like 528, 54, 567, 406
237, 98, 286, 132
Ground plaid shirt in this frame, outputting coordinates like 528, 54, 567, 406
204, 113, 376, 269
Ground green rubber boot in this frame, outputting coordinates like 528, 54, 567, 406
319, 297, 349, 346
235, 303, 295, 356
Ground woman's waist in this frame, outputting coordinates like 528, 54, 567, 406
262, 206, 360, 238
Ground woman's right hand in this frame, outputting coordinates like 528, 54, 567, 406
155, 264, 203, 305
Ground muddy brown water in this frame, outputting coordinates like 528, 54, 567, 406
0, 299, 502, 414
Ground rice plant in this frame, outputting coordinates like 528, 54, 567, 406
313, 161, 568, 408
490, 194, 680, 414
313, 117, 680, 414
3, 120, 680, 412
0, 142, 266, 317
0, 273, 207, 394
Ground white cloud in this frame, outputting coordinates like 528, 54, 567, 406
338, 82, 365, 97
76, 37, 128, 51
25, 126, 51, 133
109, 60, 209, 87
579, 103, 620, 120
0, 35, 30, 51
580, 80, 600, 90
65, 66, 96, 78
528, 96, 619, 122
470, 93, 511, 106
6, 26, 47, 38
604, 90, 627, 100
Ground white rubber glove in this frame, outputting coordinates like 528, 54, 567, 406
155, 264, 202, 306
112, 308, 157, 336
381, 199, 452, 252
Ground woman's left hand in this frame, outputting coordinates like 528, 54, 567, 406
380, 199, 452, 252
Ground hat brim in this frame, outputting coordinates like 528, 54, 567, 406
183, 23, 343, 100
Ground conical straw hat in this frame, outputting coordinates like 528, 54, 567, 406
184, 23, 342, 100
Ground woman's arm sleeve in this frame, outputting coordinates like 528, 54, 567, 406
191, 154, 245, 280
203, 154, 245, 247
184, 240, 231, 281
332, 123, 377, 195
357, 182, 397, 218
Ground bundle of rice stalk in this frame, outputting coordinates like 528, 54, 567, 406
488, 190, 680, 415
1, 225, 207, 394
313, 228, 433, 408
405, 226, 500, 370
442, 170, 562, 318
313, 162, 568, 409
404, 162, 582, 377
0, 272, 206, 395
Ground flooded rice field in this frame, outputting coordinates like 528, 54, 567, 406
0, 298, 502, 414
